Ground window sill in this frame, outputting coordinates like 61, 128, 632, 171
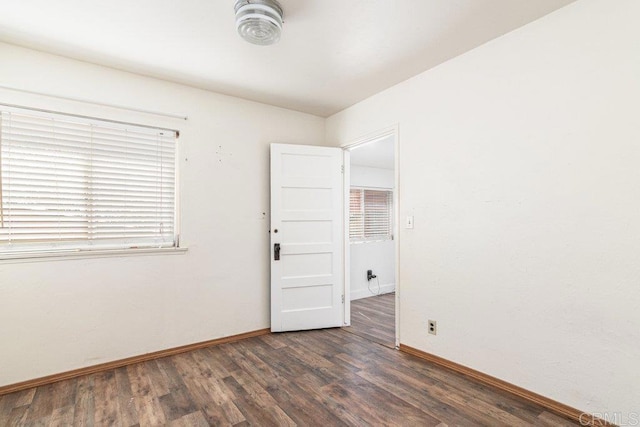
350, 239, 393, 244
0, 247, 188, 263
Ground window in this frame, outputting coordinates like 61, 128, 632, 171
349, 188, 393, 241
0, 107, 178, 256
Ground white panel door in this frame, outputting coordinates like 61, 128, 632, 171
270, 143, 344, 332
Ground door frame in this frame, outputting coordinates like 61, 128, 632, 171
341, 124, 400, 348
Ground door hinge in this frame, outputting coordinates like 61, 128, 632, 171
341, 165, 344, 173
342, 295, 345, 304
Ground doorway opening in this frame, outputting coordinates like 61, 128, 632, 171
343, 130, 397, 349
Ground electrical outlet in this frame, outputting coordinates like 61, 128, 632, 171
428, 320, 437, 335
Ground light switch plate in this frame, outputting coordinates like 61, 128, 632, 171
405, 216, 414, 229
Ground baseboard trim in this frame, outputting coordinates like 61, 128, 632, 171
0, 328, 270, 396
350, 283, 395, 301
399, 344, 612, 427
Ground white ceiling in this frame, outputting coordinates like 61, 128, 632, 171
0, 0, 575, 117
350, 136, 395, 170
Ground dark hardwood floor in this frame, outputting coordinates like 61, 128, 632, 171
346, 292, 395, 348
0, 323, 578, 426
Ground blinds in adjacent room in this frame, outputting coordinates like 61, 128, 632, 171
349, 188, 393, 241
0, 107, 177, 255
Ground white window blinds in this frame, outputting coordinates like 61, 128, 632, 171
0, 108, 177, 255
349, 188, 393, 241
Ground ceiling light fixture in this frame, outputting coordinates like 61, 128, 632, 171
234, 0, 284, 46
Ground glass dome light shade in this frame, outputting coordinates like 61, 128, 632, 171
234, 0, 283, 46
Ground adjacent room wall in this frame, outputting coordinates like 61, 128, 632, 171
0, 42, 325, 386
350, 166, 395, 300
327, 0, 640, 420
350, 165, 394, 189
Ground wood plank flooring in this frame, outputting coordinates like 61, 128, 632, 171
346, 292, 395, 348
0, 325, 579, 426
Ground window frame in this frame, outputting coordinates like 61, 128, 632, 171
349, 186, 394, 243
0, 105, 182, 260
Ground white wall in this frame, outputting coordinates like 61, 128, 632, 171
350, 240, 395, 300
0, 42, 325, 386
327, 0, 640, 420
350, 166, 395, 300
350, 165, 394, 189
